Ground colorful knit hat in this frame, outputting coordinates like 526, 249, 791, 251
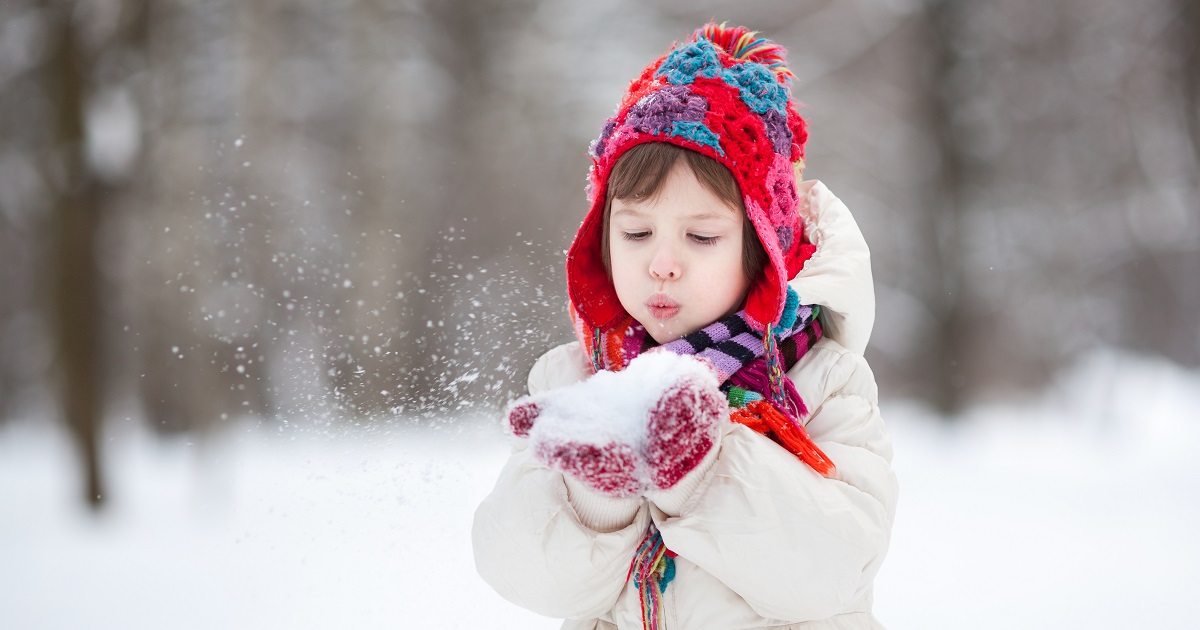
567, 23, 816, 334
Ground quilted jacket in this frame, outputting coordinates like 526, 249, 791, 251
473, 181, 898, 629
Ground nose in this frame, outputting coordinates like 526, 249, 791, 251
649, 244, 680, 280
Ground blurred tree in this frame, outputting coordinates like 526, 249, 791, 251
40, 0, 152, 508
917, 0, 972, 414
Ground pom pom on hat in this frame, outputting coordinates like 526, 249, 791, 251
695, 22, 795, 84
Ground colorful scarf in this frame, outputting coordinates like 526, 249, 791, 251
570, 286, 836, 476
570, 288, 837, 630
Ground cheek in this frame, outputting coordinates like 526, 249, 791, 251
608, 242, 640, 294
712, 242, 752, 303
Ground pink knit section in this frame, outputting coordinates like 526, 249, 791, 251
645, 376, 728, 490
534, 439, 643, 498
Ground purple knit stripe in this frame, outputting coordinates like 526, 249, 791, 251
696, 352, 745, 382
663, 319, 738, 355
662, 336, 700, 356
728, 331, 765, 355
794, 305, 815, 328
688, 339, 757, 382
704, 321, 735, 343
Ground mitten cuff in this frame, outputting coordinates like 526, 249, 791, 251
564, 475, 644, 533
644, 442, 720, 518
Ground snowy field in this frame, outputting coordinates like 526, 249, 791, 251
2, 348, 1198, 630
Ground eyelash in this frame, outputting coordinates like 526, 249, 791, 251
620, 232, 720, 246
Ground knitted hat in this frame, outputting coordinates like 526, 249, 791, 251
567, 23, 816, 334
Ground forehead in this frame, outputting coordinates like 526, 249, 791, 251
611, 205, 737, 223
611, 162, 741, 219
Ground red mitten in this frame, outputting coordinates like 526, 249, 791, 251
504, 393, 645, 498
533, 439, 642, 497
645, 370, 728, 490
503, 351, 727, 498
505, 400, 541, 438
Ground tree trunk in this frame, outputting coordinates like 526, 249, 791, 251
44, 0, 106, 508
920, 0, 972, 416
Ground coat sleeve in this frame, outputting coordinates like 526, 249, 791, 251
472, 343, 650, 619
649, 346, 898, 622
471, 442, 650, 619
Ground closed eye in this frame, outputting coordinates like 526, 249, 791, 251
621, 231, 651, 242
689, 234, 720, 246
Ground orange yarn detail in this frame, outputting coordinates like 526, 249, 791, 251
729, 400, 836, 477
729, 406, 771, 433
605, 318, 632, 370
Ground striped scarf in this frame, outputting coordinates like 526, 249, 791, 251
570, 286, 834, 475
570, 288, 837, 630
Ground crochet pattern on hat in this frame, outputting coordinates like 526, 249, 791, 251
669, 121, 724, 155
590, 118, 619, 160
764, 154, 798, 223
713, 109, 773, 184
774, 226, 794, 253
627, 85, 709, 136
761, 108, 793, 156
720, 62, 789, 115
655, 39, 722, 85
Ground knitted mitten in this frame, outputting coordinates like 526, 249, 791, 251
644, 370, 727, 491
536, 439, 643, 497
505, 351, 728, 497
506, 399, 644, 498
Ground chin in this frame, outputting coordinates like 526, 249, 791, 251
646, 331, 677, 345
642, 320, 690, 345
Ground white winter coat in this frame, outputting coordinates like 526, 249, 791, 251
473, 181, 899, 629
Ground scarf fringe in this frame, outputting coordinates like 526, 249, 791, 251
629, 524, 675, 630
731, 400, 836, 477
728, 359, 809, 419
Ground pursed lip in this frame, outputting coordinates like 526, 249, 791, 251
645, 294, 680, 321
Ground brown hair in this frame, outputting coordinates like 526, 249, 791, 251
600, 142, 768, 281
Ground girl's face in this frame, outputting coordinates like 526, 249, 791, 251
609, 160, 751, 344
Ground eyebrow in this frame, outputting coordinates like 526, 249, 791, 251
611, 207, 736, 222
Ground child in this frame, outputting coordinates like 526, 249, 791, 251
473, 23, 898, 630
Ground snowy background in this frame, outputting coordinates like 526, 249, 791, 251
2, 2, 1199, 629
4, 347, 1197, 629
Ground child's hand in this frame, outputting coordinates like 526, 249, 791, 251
504, 352, 728, 498
644, 370, 726, 491
505, 397, 644, 497
535, 439, 644, 497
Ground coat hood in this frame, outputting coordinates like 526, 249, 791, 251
789, 180, 875, 356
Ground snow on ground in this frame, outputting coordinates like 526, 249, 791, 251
1, 348, 1198, 629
